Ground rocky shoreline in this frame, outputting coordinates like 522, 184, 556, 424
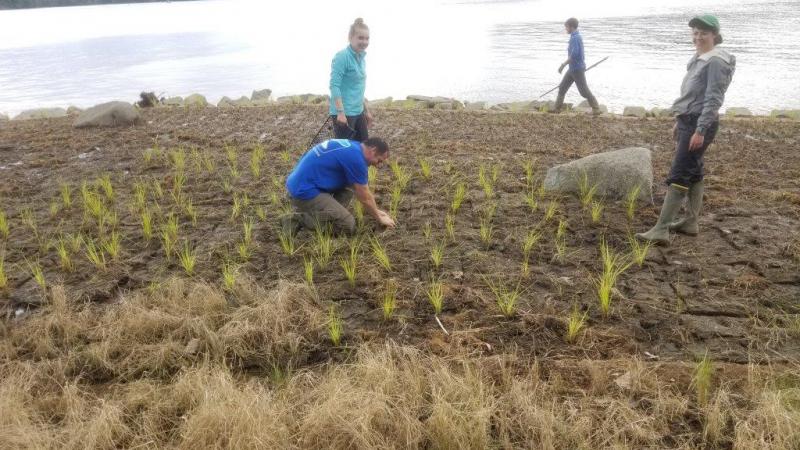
2, 88, 799, 123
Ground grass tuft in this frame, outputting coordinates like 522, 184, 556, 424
327, 306, 343, 346
370, 236, 392, 271
692, 351, 714, 405
178, 240, 197, 276
382, 279, 397, 320
427, 278, 445, 315
626, 184, 641, 220
566, 306, 588, 343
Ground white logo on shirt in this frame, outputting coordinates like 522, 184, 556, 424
314, 139, 352, 155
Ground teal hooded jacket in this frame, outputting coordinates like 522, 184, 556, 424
329, 46, 366, 116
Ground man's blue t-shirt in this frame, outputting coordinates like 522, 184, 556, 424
286, 139, 368, 200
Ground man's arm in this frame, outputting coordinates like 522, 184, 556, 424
353, 183, 395, 227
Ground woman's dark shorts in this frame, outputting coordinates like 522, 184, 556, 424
332, 113, 368, 142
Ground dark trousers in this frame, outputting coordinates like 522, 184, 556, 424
554, 69, 599, 111
332, 113, 368, 142
666, 115, 718, 187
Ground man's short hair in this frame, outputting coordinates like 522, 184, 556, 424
565, 17, 579, 29
363, 137, 389, 155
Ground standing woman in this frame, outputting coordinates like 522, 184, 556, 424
330, 18, 373, 142
637, 15, 735, 244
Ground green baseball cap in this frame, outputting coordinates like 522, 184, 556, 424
689, 14, 720, 32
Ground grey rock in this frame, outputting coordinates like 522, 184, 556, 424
623, 106, 647, 118
726, 107, 752, 117
251, 88, 272, 102
770, 109, 800, 119
232, 96, 253, 107
650, 107, 672, 118
367, 97, 393, 107
164, 96, 184, 106
544, 147, 653, 201
66, 106, 83, 115
73, 101, 140, 128
465, 101, 487, 110
184, 94, 208, 107
575, 100, 608, 114
13, 107, 67, 120
217, 96, 236, 108
298, 93, 328, 104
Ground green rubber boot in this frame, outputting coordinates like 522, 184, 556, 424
669, 180, 703, 235
635, 184, 688, 245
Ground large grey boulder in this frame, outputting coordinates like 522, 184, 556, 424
251, 89, 272, 103
73, 101, 140, 128
726, 107, 752, 117
13, 107, 67, 120
184, 94, 208, 107
623, 106, 647, 118
163, 96, 184, 106
66, 106, 83, 115
367, 97, 393, 107
771, 109, 800, 119
575, 100, 608, 114
650, 107, 672, 118
465, 101, 487, 110
544, 147, 653, 201
217, 96, 236, 108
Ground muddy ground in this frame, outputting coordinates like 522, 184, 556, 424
1, 104, 798, 367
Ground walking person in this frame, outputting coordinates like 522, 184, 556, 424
637, 15, 735, 244
329, 18, 373, 142
284, 137, 395, 236
553, 17, 601, 114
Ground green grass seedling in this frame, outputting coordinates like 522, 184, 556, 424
27, 259, 46, 290
480, 217, 493, 248
303, 255, 314, 285
692, 351, 714, 405
479, 164, 494, 198
422, 221, 432, 240
487, 278, 522, 316
353, 201, 364, 226
170, 148, 186, 173
427, 279, 445, 315
160, 230, 175, 259
0, 210, 8, 239
590, 201, 604, 223
21, 208, 37, 235
596, 239, 632, 318
544, 201, 558, 221
279, 149, 291, 164
566, 306, 588, 343
525, 186, 538, 212
151, 178, 164, 199
56, 239, 73, 272
368, 166, 378, 184
628, 232, 651, 266
577, 170, 597, 208
327, 306, 343, 346
255, 206, 267, 222
369, 237, 391, 271
133, 181, 147, 211
522, 228, 542, 259
250, 144, 264, 177
49, 201, 59, 218
626, 184, 641, 220
523, 160, 535, 186
418, 158, 431, 179
340, 239, 360, 287
390, 160, 411, 189
313, 225, 334, 266
278, 227, 298, 256
67, 233, 82, 252
97, 174, 114, 201
553, 220, 568, 262
178, 240, 197, 276
0, 253, 7, 289
444, 214, 455, 241
60, 183, 72, 208
237, 240, 251, 262
242, 217, 254, 246
231, 194, 243, 221
183, 199, 197, 226
221, 261, 238, 291
390, 184, 402, 219
451, 182, 466, 214
140, 209, 153, 241
430, 240, 445, 269
382, 279, 397, 320
102, 231, 122, 260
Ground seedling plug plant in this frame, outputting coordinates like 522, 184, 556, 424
566, 306, 588, 343
382, 279, 397, 320
369, 236, 392, 271
626, 184, 641, 220
327, 306, 343, 346
450, 182, 466, 214
628, 232, 652, 266
486, 278, 522, 316
692, 351, 714, 405
0, 210, 8, 239
178, 240, 197, 276
427, 278, 445, 315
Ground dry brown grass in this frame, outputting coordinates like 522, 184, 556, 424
2, 280, 799, 449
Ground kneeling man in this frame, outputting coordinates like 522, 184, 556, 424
284, 137, 396, 234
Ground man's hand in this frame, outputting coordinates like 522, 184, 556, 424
376, 210, 395, 228
558, 63, 566, 74
689, 132, 705, 151
365, 110, 374, 129
336, 112, 347, 126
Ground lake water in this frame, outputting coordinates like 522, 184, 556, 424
1, 0, 799, 115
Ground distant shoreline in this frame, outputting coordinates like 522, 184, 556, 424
0, 0, 195, 10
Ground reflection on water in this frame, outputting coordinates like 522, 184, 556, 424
0, 0, 798, 115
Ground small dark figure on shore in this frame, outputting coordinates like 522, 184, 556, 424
282, 138, 395, 236
329, 18, 373, 142
553, 18, 601, 114
637, 15, 735, 245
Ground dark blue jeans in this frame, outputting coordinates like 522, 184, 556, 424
666, 115, 718, 187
